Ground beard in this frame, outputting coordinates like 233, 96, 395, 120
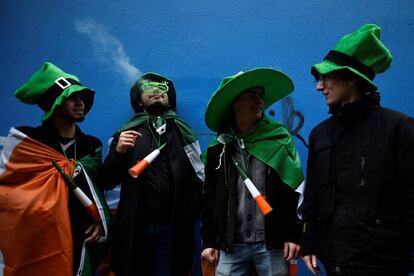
64, 115, 85, 123
143, 101, 170, 115
73, 116, 85, 123
60, 110, 85, 123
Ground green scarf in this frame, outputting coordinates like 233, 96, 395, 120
76, 148, 112, 276
118, 110, 195, 144
117, 110, 204, 181
208, 116, 304, 190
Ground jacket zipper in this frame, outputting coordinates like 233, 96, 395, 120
224, 148, 231, 253
360, 153, 365, 187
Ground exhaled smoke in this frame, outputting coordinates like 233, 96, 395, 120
75, 19, 140, 84
0, 136, 6, 146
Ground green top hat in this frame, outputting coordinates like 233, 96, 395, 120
14, 62, 95, 122
205, 68, 294, 133
311, 24, 392, 92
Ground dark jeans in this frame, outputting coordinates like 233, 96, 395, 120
138, 224, 173, 276
216, 243, 288, 276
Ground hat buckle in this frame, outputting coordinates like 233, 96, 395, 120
55, 77, 72, 90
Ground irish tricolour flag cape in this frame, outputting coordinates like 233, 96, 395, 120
0, 128, 110, 276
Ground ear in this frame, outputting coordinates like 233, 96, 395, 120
347, 78, 359, 92
349, 78, 357, 85
231, 99, 240, 110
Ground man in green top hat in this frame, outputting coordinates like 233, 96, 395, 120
302, 24, 414, 275
201, 68, 304, 275
0, 62, 110, 275
99, 72, 204, 276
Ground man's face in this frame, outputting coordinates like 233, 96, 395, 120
232, 87, 264, 124
316, 73, 359, 107
59, 92, 85, 122
139, 80, 170, 114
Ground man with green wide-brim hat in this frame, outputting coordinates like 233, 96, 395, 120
0, 62, 110, 276
201, 67, 304, 275
302, 24, 414, 275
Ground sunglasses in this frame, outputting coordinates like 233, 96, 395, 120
140, 80, 169, 94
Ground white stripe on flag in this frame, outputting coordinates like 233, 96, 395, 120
0, 248, 4, 276
184, 141, 205, 181
295, 180, 306, 219
0, 128, 28, 175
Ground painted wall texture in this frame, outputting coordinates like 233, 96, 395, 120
1, 0, 413, 275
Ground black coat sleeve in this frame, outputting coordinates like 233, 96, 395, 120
201, 147, 220, 250
265, 165, 303, 247
397, 116, 414, 252
99, 133, 129, 190
277, 181, 302, 244
301, 130, 318, 256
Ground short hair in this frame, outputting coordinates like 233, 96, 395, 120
331, 69, 375, 94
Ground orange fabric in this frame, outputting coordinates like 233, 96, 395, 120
201, 259, 215, 276
85, 204, 101, 223
98, 209, 117, 276
289, 263, 298, 276
0, 134, 74, 276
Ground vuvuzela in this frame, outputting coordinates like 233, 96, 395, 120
128, 143, 166, 178
231, 156, 273, 216
52, 160, 101, 222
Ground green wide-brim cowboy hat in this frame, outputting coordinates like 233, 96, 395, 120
205, 68, 294, 132
15, 62, 95, 122
311, 24, 392, 92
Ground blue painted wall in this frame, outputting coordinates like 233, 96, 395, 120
1, 1, 413, 275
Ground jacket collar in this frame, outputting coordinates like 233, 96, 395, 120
329, 92, 380, 124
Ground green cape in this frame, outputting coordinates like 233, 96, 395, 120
207, 116, 304, 190
117, 110, 205, 181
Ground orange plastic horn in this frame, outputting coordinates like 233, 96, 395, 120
86, 204, 102, 223
254, 195, 273, 216
128, 160, 149, 178
128, 143, 166, 179
289, 260, 298, 276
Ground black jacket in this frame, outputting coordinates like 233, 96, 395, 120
201, 142, 302, 252
302, 95, 414, 275
100, 120, 202, 276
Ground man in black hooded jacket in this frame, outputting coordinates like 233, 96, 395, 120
100, 73, 204, 276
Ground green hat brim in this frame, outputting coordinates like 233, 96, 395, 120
42, 84, 95, 122
205, 68, 294, 132
312, 60, 377, 91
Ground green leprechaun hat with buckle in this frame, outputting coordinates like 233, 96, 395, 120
205, 68, 294, 132
14, 62, 95, 122
311, 23, 392, 92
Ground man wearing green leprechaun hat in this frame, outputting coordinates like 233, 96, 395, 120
302, 24, 414, 275
201, 68, 304, 275
0, 62, 111, 276
99, 72, 204, 276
